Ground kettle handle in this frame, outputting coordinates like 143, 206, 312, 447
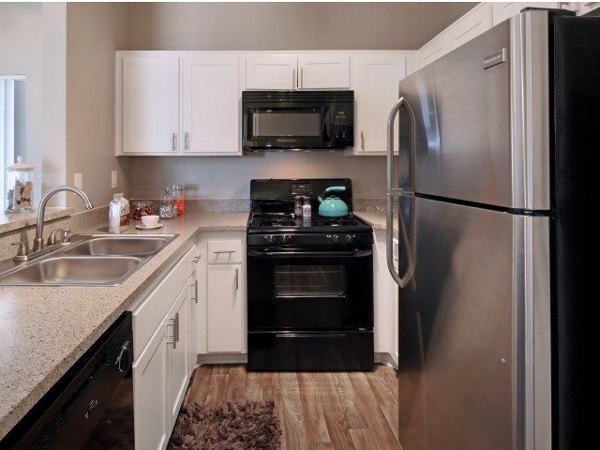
324, 186, 346, 194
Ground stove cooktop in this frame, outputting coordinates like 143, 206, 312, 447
248, 212, 372, 233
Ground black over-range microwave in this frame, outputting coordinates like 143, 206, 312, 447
242, 90, 354, 151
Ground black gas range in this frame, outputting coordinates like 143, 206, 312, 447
246, 178, 374, 372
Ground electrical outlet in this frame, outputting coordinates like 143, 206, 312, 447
111, 170, 118, 189
74, 173, 83, 189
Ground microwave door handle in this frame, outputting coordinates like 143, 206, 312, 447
253, 113, 259, 136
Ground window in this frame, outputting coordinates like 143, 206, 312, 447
1, 75, 26, 211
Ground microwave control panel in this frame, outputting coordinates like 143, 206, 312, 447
331, 106, 354, 147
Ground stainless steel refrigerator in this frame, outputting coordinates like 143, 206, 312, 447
386, 8, 599, 450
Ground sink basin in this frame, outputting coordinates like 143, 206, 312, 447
0, 256, 142, 286
64, 236, 172, 257
0, 233, 178, 286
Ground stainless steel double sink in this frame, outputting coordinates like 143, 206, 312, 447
0, 234, 178, 286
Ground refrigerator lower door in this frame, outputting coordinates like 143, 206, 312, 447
395, 196, 550, 450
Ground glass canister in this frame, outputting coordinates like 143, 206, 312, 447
5, 156, 35, 212
132, 200, 153, 220
168, 184, 185, 216
159, 188, 176, 219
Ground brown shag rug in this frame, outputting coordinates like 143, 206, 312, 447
167, 401, 281, 450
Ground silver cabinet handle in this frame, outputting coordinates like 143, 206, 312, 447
292, 68, 296, 89
174, 312, 179, 344
166, 317, 176, 349
234, 268, 239, 292
184, 132, 190, 151
172, 132, 177, 152
190, 279, 199, 304
360, 131, 365, 150
300, 67, 304, 88
213, 250, 235, 254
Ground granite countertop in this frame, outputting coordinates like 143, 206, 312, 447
354, 211, 387, 230
0, 212, 248, 440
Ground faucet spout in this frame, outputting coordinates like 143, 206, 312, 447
33, 185, 93, 252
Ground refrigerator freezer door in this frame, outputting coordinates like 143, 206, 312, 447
396, 11, 550, 210
395, 195, 550, 450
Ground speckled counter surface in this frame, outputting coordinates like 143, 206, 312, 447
0, 212, 248, 440
354, 211, 387, 230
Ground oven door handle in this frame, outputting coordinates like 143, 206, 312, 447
247, 249, 372, 258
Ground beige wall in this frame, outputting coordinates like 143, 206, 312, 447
0, 3, 68, 205
131, 2, 476, 50
66, 3, 131, 210
128, 2, 475, 200
130, 153, 388, 200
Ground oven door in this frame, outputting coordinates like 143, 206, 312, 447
243, 105, 331, 149
247, 248, 373, 330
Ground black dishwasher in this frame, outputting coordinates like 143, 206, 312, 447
2, 312, 134, 450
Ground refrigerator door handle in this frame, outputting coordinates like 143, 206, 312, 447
386, 192, 415, 288
386, 95, 416, 192
386, 95, 416, 288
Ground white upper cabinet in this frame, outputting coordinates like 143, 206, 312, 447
417, 33, 447, 69
245, 53, 350, 90
245, 54, 297, 90
297, 54, 350, 89
121, 56, 179, 154
351, 53, 407, 155
577, 2, 600, 15
492, 2, 561, 26
182, 55, 240, 154
446, 3, 493, 51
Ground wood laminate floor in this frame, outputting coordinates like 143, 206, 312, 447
183, 364, 401, 450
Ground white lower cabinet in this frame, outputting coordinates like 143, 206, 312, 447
132, 321, 168, 450
373, 230, 399, 366
197, 232, 247, 360
131, 245, 196, 450
207, 264, 243, 353
166, 287, 190, 429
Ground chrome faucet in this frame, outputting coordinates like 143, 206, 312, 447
32, 185, 93, 252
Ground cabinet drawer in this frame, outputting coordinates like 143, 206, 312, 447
207, 240, 242, 264
133, 246, 194, 357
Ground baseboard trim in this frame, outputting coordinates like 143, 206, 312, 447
375, 352, 398, 369
197, 353, 248, 365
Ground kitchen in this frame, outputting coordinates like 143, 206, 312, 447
0, 2, 597, 449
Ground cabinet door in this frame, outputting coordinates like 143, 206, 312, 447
492, 2, 560, 25
207, 264, 243, 353
122, 56, 179, 154
245, 55, 297, 90
182, 56, 240, 155
166, 287, 190, 430
188, 247, 201, 375
417, 34, 448, 69
353, 54, 406, 154
133, 322, 168, 450
446, 3, 493, 51
298, 54, 350, 89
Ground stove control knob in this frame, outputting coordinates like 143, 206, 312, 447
345, 234, 355, 244
330, 234, 340, 244
264, 235, 275, 245
282, 235, 291, 244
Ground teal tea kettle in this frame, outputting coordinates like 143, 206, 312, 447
318, 186, 349, 217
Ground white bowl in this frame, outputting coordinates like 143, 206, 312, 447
141, 215, 160, 227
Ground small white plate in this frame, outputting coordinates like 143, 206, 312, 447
135, 223, 163, 230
